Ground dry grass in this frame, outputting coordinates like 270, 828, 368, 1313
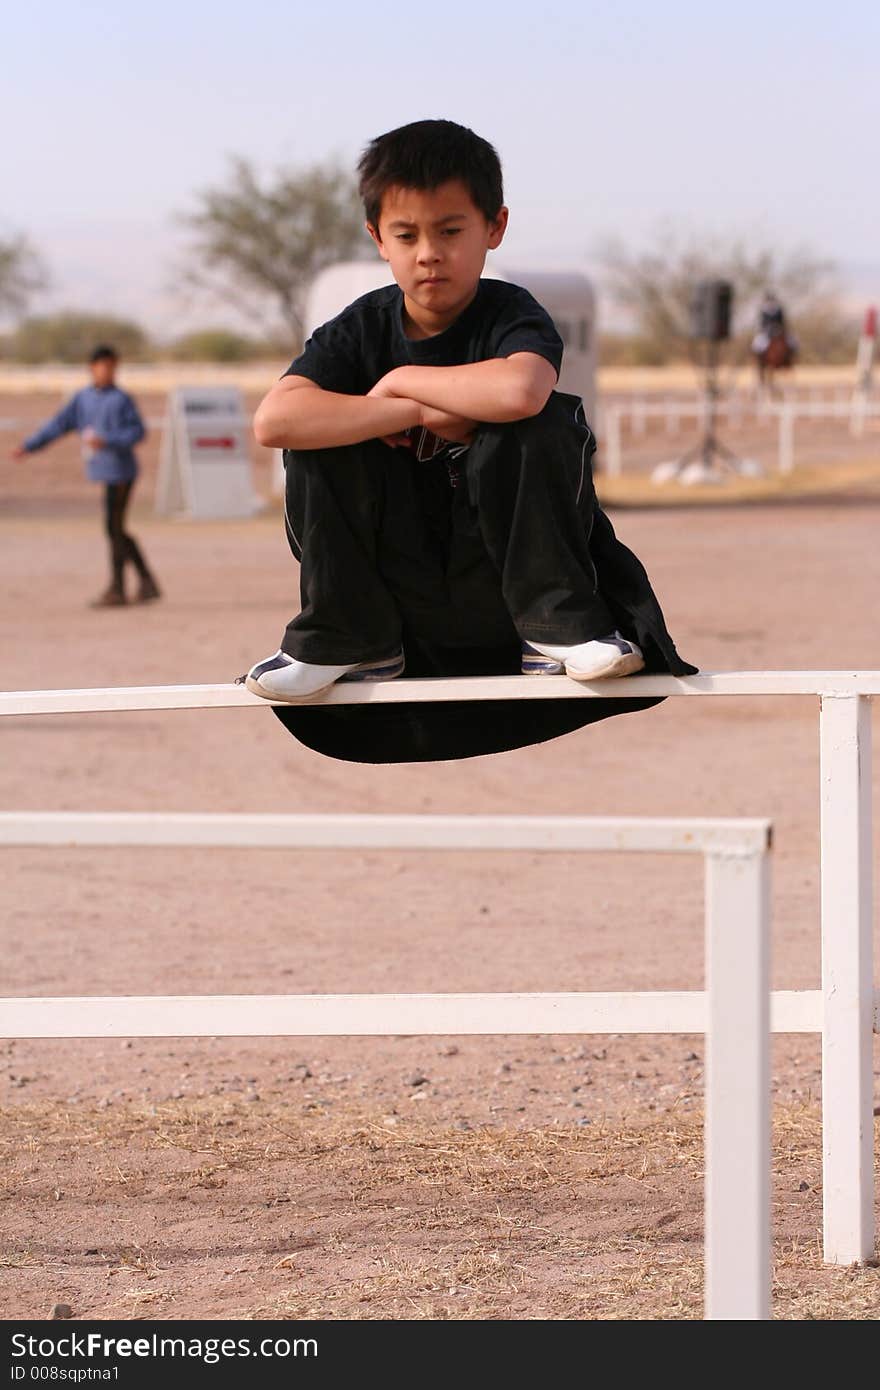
0, 1098, 877, 1320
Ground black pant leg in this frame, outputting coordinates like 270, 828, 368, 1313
117, 481, 152, 580
104, 481, 153, 586
281, 440, 454, 663
104, 484, 128, 588
465, 392, 616, 644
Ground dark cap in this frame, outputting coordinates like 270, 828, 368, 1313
89, 344, 118, 363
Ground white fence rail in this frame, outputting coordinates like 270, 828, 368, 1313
599, 396, 880, 477
1, 804, 772, 1321
1, 670, 877, 1308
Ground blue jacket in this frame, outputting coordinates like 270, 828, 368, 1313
24, 384, 146, 484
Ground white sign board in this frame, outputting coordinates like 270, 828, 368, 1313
156, 387, 259, 519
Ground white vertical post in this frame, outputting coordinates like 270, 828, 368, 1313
604, 407, 623, 477
778, 405, 795, 474
271, 449, 285, 498
819, 694, 875, 1264
704, 848, 771, 1320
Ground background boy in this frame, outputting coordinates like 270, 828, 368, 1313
13, 345, 161, 608
248, 120, 692, 703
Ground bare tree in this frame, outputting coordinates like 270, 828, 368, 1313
599, 231, 846, 361
176, 157, 374, 347
0, 233, 48, 321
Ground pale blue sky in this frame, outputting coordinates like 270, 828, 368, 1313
2, 0, 876, 334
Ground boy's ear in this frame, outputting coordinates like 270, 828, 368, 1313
487, 206, 509, 251
366, 222, 390, 262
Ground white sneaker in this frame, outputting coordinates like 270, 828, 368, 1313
525, 631, 644, 681
245, 649, 404, 703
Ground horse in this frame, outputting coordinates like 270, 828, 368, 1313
752, 330, 797, 393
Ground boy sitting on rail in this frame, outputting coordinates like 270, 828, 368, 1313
247, 120, 693, 704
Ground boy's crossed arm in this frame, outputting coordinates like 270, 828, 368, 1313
367, 353, 556, 426
253, 353, 555, 452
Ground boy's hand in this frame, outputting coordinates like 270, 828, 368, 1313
367, 371, 408, 402
379, 430, 415, 449
418, 406, 478, 445
368, 374, 476, 447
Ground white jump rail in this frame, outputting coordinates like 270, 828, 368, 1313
600, 397, 880, 477
0, 805, 772, 1321
1, 669, 876, 1281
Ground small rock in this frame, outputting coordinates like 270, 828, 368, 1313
409, 1074, 429, 1087
51, 1304, 74, 1320
798, 1181, 810, 1192
440, 1045, 459, 1058
479, 905, 490, 914
575, 1117, 592, 1127
684, 1051, 700, 1063
410, 1091, 427, 1103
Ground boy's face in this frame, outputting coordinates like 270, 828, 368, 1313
367, 180, 508, 326
89, 357, 117, 388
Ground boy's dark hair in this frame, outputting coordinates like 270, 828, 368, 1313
358, 120, 503, 229
89, 344, 118, 363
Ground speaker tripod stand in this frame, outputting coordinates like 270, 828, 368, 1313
662, 339, 748, 483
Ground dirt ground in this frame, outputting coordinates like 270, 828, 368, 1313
0, 388, 878, 1320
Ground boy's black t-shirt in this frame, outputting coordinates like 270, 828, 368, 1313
284, 278, 564, 397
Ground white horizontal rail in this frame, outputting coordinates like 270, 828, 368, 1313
2, 671, 880, 717
0, 989, 818, 1039
0, 811, 772, 855
769, 402, 880, 419
604, 400, 880, 421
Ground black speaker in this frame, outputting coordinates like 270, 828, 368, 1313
690, 279, 733, 341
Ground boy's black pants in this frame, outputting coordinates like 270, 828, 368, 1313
103, 482, 153, 590
280, 392, 621, 664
